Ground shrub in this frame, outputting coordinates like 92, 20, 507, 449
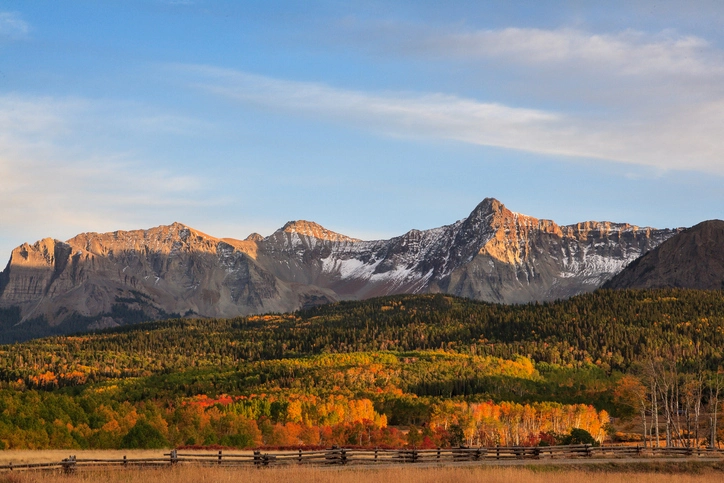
120, 420, 168, 449
561, 428, 598, 446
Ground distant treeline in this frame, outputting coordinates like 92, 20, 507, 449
3, 289, 723, 384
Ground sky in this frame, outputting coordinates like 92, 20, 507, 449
1, 0, 724, 258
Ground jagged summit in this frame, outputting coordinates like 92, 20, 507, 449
465, 197, 516, 226
279, 220, 360, 243
469, 197, 500, 214
6, 237, 69, 272
0, 198, 682, 342
65, 222, 221, 257
245, 233, 264, 242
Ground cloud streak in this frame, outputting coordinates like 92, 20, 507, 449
0, 94, 222, 255
413, 27, 721, 78
177, 63, 724, 175
0, 11, 29, 39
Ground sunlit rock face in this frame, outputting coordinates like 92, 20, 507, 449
0, 198, 678, 337
0, 223, 337, 329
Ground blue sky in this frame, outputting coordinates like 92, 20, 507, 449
1, 1, 724, 257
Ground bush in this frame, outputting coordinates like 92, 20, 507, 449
120, 420, 168, 449
561, 428, 599, 446
537, 431, 562, 446
220, 433, 256, 449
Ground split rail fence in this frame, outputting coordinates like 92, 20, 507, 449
2, 445, 724, 473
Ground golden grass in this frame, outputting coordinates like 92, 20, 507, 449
0, 449, 168, 465
2, 464, 724, 483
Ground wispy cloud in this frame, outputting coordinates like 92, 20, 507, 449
0, 11, 29, 40
411, 27, 721, 77
175, 63, 724, 175
0, 94, 222, 253
335, 20, 724, 80
181, 64, 557, 136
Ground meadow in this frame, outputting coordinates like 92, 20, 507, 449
3, 463, 724, 483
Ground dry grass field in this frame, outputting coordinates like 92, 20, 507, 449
2, 464, 724, 483
0, 449, 170, 466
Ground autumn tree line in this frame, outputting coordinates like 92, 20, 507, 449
0, 289, 723, 449
0, 354, 610, 450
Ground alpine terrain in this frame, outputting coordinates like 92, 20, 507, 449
0, 198, 678, 341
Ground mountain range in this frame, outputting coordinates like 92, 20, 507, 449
0, 197, 686, 341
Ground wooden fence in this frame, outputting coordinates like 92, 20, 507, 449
2, 445, 724, 473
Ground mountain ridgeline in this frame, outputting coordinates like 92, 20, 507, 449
0, 198, 680, 341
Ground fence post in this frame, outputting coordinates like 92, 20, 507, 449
7, 462, 11, 471
496, 445, 500, 460
326, 446, 339, 464
62, 455, 76, 475
375, 447, 378, 463
254, 450, 261, 468
412, 449, 418, 463
340, 449, 347, 465
218, 450, 222, 465
298, 448, 302, 464
170, 449, 178, 465
437, 447, 441, 460
123, 455, 127, 467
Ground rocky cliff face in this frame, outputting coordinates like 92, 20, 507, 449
0, 198, 679, 340
603, 220, 724, 290
0, 223, 337, 333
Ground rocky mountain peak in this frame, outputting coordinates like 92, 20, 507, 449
9, 238, 66, 268
463, 197, 542, 230
279, 220, 360, 243
245, 233, 264, 242
450, 198, 554, 266
467, 197, 504, 220
65, 222, 222, 257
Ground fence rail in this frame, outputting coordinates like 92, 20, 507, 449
2, 445, 724, 473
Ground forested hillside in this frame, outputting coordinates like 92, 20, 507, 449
4, 289, 722, 380
0, 289, 722, 450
